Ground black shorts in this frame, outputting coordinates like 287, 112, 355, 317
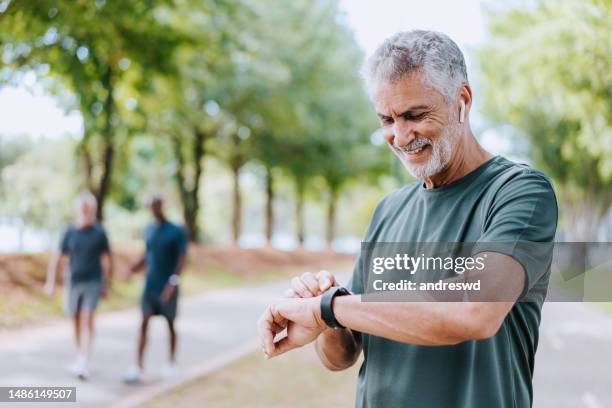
141, 289, 179, 321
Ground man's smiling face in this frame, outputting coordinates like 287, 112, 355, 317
373, 73, 460, 178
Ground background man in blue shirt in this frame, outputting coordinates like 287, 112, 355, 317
124, 195, 188, 384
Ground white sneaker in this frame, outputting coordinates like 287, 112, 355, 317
77, 362, 90, 381
68, 359, 81, 376
122, 366, 143, 385
162, 363, 178, 380
69, 356, 90, 380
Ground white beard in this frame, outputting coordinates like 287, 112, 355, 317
395, 123, 460, 179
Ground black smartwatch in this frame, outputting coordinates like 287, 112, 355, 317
320, 286, 351, 329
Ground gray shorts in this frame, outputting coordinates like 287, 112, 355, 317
141, 289, 179, 322
65, 281, 102, 316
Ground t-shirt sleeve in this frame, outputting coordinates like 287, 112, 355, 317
60, 228, 71, 254
474, 169, 558, 297
178, 227, 188, 255
99, 226, 111, 252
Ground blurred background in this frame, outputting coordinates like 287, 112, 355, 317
0, 0, 610, 407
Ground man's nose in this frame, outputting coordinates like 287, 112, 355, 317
391, 121, 416, 148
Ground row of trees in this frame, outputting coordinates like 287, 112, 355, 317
478, 0, 611, 240
1, 0, 384, 244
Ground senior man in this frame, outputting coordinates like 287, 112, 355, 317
258, 30, 557, 408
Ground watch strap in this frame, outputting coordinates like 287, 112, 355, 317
320, 286, 351, 329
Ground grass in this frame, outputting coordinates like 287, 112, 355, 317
0, 261, 354, 330
142, 345, 361, 408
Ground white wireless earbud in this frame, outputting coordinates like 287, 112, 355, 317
459, 100, 465, 123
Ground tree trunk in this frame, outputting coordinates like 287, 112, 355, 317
171, 130, 206, 242
295, 181, 305, 247
231, 163, 242, 245
81, 145, 95, 193
326, 189, 338, 248
94, 65, 115, 221
188, 130, 205, 241
96, 141, 114, 221
265, 166, 274, 245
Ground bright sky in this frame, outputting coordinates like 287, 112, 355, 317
1, 0, 508, 153
339, 0, 486, 59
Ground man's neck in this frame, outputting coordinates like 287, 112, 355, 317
76, 219, 95, 229
423, 131, 492, 189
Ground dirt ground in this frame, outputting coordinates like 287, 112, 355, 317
0, 245, 356, 329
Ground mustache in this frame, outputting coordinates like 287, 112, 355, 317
392, 136, 432, 152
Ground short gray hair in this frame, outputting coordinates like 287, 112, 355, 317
75, 191, 97, 211
363, 30, 468, 103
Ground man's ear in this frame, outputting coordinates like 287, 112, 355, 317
458, 84, 473, 124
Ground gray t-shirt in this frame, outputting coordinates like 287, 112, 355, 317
60, 223, 110, 284
349, 156, 558, 408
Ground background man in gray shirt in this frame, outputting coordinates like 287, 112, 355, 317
45, 192, 113, 380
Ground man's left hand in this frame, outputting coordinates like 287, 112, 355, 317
101, 283, 111, 299
160, 284, 176, 302
257, 296, 327, 359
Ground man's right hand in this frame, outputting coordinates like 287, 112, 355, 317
285, 270, 338, 298
280, 269, 362, 370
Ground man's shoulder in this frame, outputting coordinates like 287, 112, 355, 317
166, 221, 186, 233
92, 222, 108, 235
159, 222, 187, 241
488, 156, 555, 194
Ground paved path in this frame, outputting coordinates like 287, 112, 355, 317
534, 302, 612, 408
0, 278, 305, 408
0, 275, 610, 407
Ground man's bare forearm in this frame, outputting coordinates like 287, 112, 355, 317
315, 328, 362, 371
328, 252, 524, 346
131, 255, 146, 272
46, 252, 64, 284
102, 251, 114, 284
332, 295, 514, 346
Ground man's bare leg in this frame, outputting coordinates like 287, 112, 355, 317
80, 310, 95, 361
138, 314, 152, 369
167, 318, 176, 364
72, 313, 82, 354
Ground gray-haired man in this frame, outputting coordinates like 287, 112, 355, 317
45, 192, 113, 380
258, 30, 557, 408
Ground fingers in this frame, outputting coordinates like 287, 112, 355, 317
284, 288, 298, 298
316, 269, 337, 292
291, 276, 315, 298
300, 272, 320, 295
290, 271, 335, 298
257, 305, 277, 357
265, 334, 299, 358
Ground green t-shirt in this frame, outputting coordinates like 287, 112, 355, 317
349, 156, 558, 408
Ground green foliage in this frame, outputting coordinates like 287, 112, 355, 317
0, 137, 78, 230
0, 135, 32, 172
478, 0, 612, 238
0, 0, 185, 217
0, 0, 388, 243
